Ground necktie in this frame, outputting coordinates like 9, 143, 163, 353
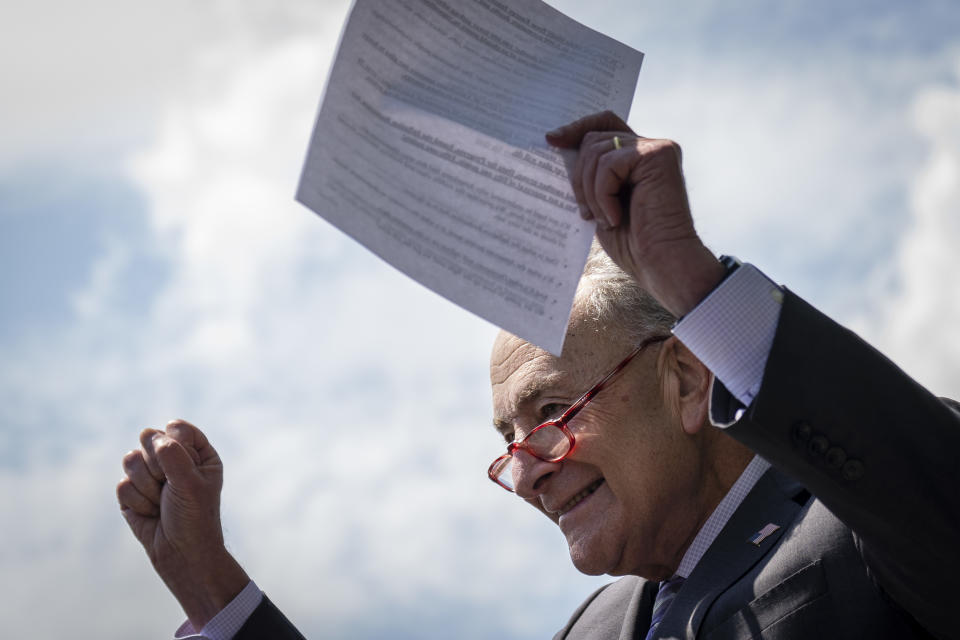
644, 576, 686, 640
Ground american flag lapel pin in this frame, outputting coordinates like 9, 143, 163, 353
748, 523, 781, 546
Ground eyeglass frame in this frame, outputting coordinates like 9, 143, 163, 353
488, 334, 671, 492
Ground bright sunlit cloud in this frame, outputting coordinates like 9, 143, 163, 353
1, 2, 958, 638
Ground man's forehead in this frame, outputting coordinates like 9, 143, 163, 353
490, 332, 549, 382
490, 331, 577, 381
490, 327, 612, 404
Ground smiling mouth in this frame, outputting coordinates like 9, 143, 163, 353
558, 478, 605, 515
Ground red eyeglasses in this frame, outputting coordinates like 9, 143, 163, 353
488, 334, 670, 492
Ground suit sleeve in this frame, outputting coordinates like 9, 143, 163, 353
725, 289, 960, 639
233, 595, 306, 640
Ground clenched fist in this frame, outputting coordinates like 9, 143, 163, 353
547, 111, 725, 317
117, 419, 248, 629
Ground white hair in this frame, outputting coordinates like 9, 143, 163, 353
571, 240, 676, 344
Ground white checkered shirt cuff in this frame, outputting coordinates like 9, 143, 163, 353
672, 263, 783, 426
174, 580, 263, 640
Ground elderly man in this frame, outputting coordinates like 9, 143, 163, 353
117, 112, 959, 639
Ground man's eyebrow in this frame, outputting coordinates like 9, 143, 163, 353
491, 374, 569, 433
491, 385, 544, 439
492, 418, 512, 438
503, 371, 570, 412
516, 384, 547, 404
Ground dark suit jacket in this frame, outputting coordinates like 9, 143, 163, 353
236, 290, 960, 639
234, 596, 305, 640
554, 290, 960, 639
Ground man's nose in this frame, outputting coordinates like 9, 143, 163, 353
511, 448, 561, 499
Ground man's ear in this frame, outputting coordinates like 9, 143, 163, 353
657, 337, 712, 435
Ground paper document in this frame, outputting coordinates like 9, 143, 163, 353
297, 0, 643, 354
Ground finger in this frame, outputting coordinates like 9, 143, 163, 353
117, 478, 160, 518
595, 147, 637, 228
153, 434, 201, 490
596, 137, 686, 229
139, 428, 167, 482
119, 507, 155, 548
570, 132, 615, 220
569, 137, 597, 220
165, 419, 215, 467
122, 449, 163, 505
546, 110, 633, 148
579, 133, 621, 225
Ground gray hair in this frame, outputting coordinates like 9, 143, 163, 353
571, 240, 676, 344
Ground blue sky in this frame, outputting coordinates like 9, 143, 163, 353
1, 1, 958, 638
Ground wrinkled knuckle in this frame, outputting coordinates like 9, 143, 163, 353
122, 450, 140, 468
669, 140, 683, 162
653, 139, 682, 162
116, 479, 133, 501
153, 439, 177, 460
167, 419, 199, 441
139, 428, 161, 447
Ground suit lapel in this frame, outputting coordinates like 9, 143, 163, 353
652, 468, 808, 639
618, 579, 658, 640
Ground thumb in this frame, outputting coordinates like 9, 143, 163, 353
154, 435, 200, 490
165, 419, 218, 467
546, 110, 633, 148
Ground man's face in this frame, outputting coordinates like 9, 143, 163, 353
490, 320, 712, 579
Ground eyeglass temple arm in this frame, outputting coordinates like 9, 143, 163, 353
561, 335, 670, 423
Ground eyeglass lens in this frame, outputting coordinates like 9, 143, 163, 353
491, 423, 572, 490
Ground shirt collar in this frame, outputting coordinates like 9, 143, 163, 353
674, 455, 771, 578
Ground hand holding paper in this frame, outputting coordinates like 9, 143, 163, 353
545, 111, 726, 318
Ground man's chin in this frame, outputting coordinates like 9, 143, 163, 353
566, 537, 615, 576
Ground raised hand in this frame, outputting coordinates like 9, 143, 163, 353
117, 419, 248, 629
547, 111, 724, 317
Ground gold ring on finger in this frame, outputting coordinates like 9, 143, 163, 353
612, 135, 622, 150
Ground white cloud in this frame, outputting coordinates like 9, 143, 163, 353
633, 56, 917, 277
853, 58, 960, 396
2, 3, 958, 638
0, 0, 353, 170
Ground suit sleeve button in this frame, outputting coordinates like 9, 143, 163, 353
792, 421, 812, 444
842, 459, 865, 481
825, 446, 847, 469
808, 435, 829, 457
